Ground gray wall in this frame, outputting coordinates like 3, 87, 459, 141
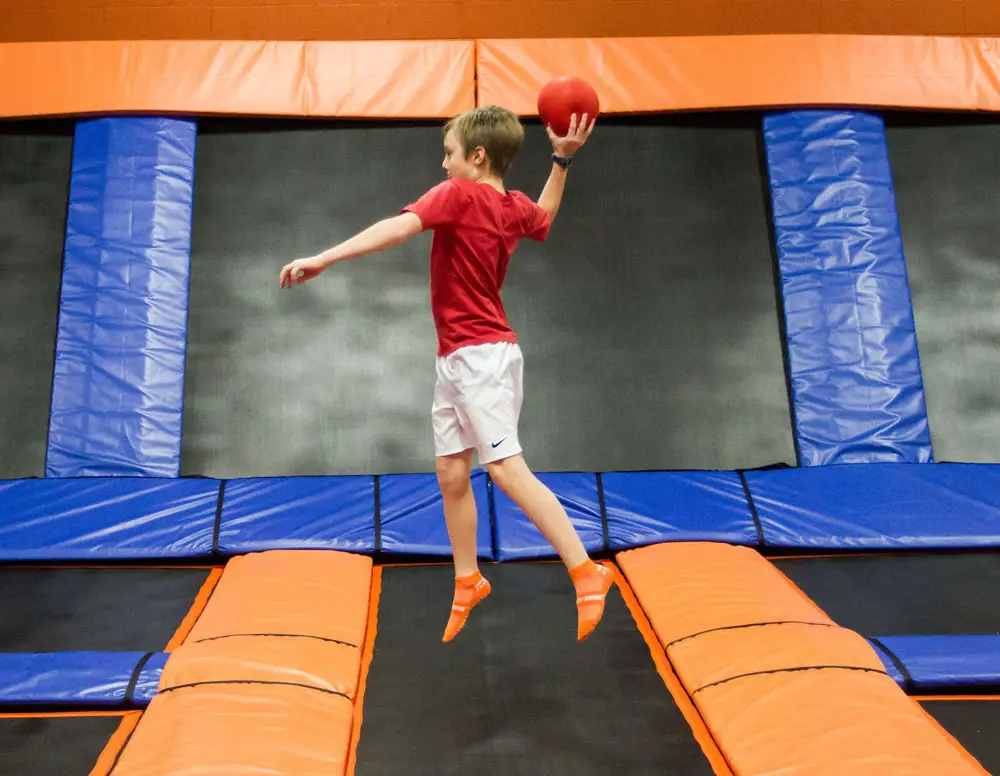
0, 122, 72, 478
182, 116, 795, 477
886, 115, 1000, 463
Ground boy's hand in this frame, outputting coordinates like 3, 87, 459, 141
547, 113, 596, 157
279, 256, 324, 288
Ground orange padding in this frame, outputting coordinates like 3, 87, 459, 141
184, 549, 371, 646
0, 40, 475, 119
110, 550, 373, 775
619, 543, 989, 775
4, 35, 1000, 120
478, 35, 1000, 114
103, 683, 355, 775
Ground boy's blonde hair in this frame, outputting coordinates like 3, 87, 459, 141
444, 106, 524, 177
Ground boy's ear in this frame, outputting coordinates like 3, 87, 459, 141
471, 145, 488, 167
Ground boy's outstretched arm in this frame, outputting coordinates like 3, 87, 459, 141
537, 113, 596, 225
280, 212, 422, 288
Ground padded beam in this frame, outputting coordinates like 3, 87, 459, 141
380, 472, 493, 558
602, 470, 760, 550
0, 652, 165, 707
619, 543, 988, 775
763, 110, 933, 467
183, 550, 372, 647
46, 117, 196, 478
493, 473, 604, 561
104, 682, 355, 775
870, 636, 1000, 693
0, 478, 219, 560
217, 477, 375, 554
744, 463, 1000, 549
109, 550, 373, 774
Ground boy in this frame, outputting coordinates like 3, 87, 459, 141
279, 106, 612, 643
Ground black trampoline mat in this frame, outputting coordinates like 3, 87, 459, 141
0, 568, 210, 651
355, 564, 716, 776
0, 715, 122, 775
774, 553, 1000, 636
922, 700, 1000, 774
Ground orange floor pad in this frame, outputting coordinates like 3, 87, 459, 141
105, 683, 355, 775
107, 550, 374, 775
183, 549, 372, 646
619, 542, 989, 775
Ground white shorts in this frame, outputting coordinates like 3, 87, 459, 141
432, 341, 523, 464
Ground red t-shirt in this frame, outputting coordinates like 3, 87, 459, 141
402, 178, 550, 356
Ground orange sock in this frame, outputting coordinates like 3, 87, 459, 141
569, 560, 614, 641
443, 571, 491, 643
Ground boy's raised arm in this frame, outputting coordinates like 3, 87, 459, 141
537, 113, 596, 224
280, 212, 422, 288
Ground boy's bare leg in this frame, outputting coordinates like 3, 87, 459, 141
436, 449, 491, 642
487, 454, 614, 641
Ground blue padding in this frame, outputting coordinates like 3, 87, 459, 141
47, 117, 197, 478
870, 636, 1000, 691
0, 478, 218, 560
603, 471, 758, 550
380, 472, 493, 558
494, 473, 604, 561
0, 652, 165, 707
132, 652, 167, 703
745, 463, 1000, 549
217, 476, 375, 553
763, 110, 933, 467
868, 640, 908, 687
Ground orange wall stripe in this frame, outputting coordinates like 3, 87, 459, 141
612, 563, 734, 776
345, 566, 383, 776
477, 35, 1000, 114
0, 40, 475, 119
164, 567, 223, 652
3, 1, 1000, 44
87, 711, 142, 776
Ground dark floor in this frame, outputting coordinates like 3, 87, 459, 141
0, 715, 122, 775
0, 568, 209, 651
774, 552, 1000, 635
921, 699, 1000, 774
354, 563, 717, 776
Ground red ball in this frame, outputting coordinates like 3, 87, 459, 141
537, 76, 600, 138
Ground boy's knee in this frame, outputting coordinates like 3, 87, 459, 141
436, 457, 471, 498
486, 455, 528, 493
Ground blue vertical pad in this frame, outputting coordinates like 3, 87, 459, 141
216, 476, 376, 553
602, 471, 759, 550
0, 478, 218, 560
380, 472, 493, 559
46, 117, 197, 478
493, 473, 604, 561
763, 111, 933, 466
0, 652, 166, 707
745, 463, 1000, 549
869, 636, 1000, 692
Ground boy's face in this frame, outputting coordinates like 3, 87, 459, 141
442, 129, 486, 180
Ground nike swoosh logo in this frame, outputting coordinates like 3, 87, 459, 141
491, 438, 507, 448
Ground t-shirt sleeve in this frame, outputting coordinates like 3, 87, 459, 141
401, 180, 468, 231
521, 197, 551, 242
